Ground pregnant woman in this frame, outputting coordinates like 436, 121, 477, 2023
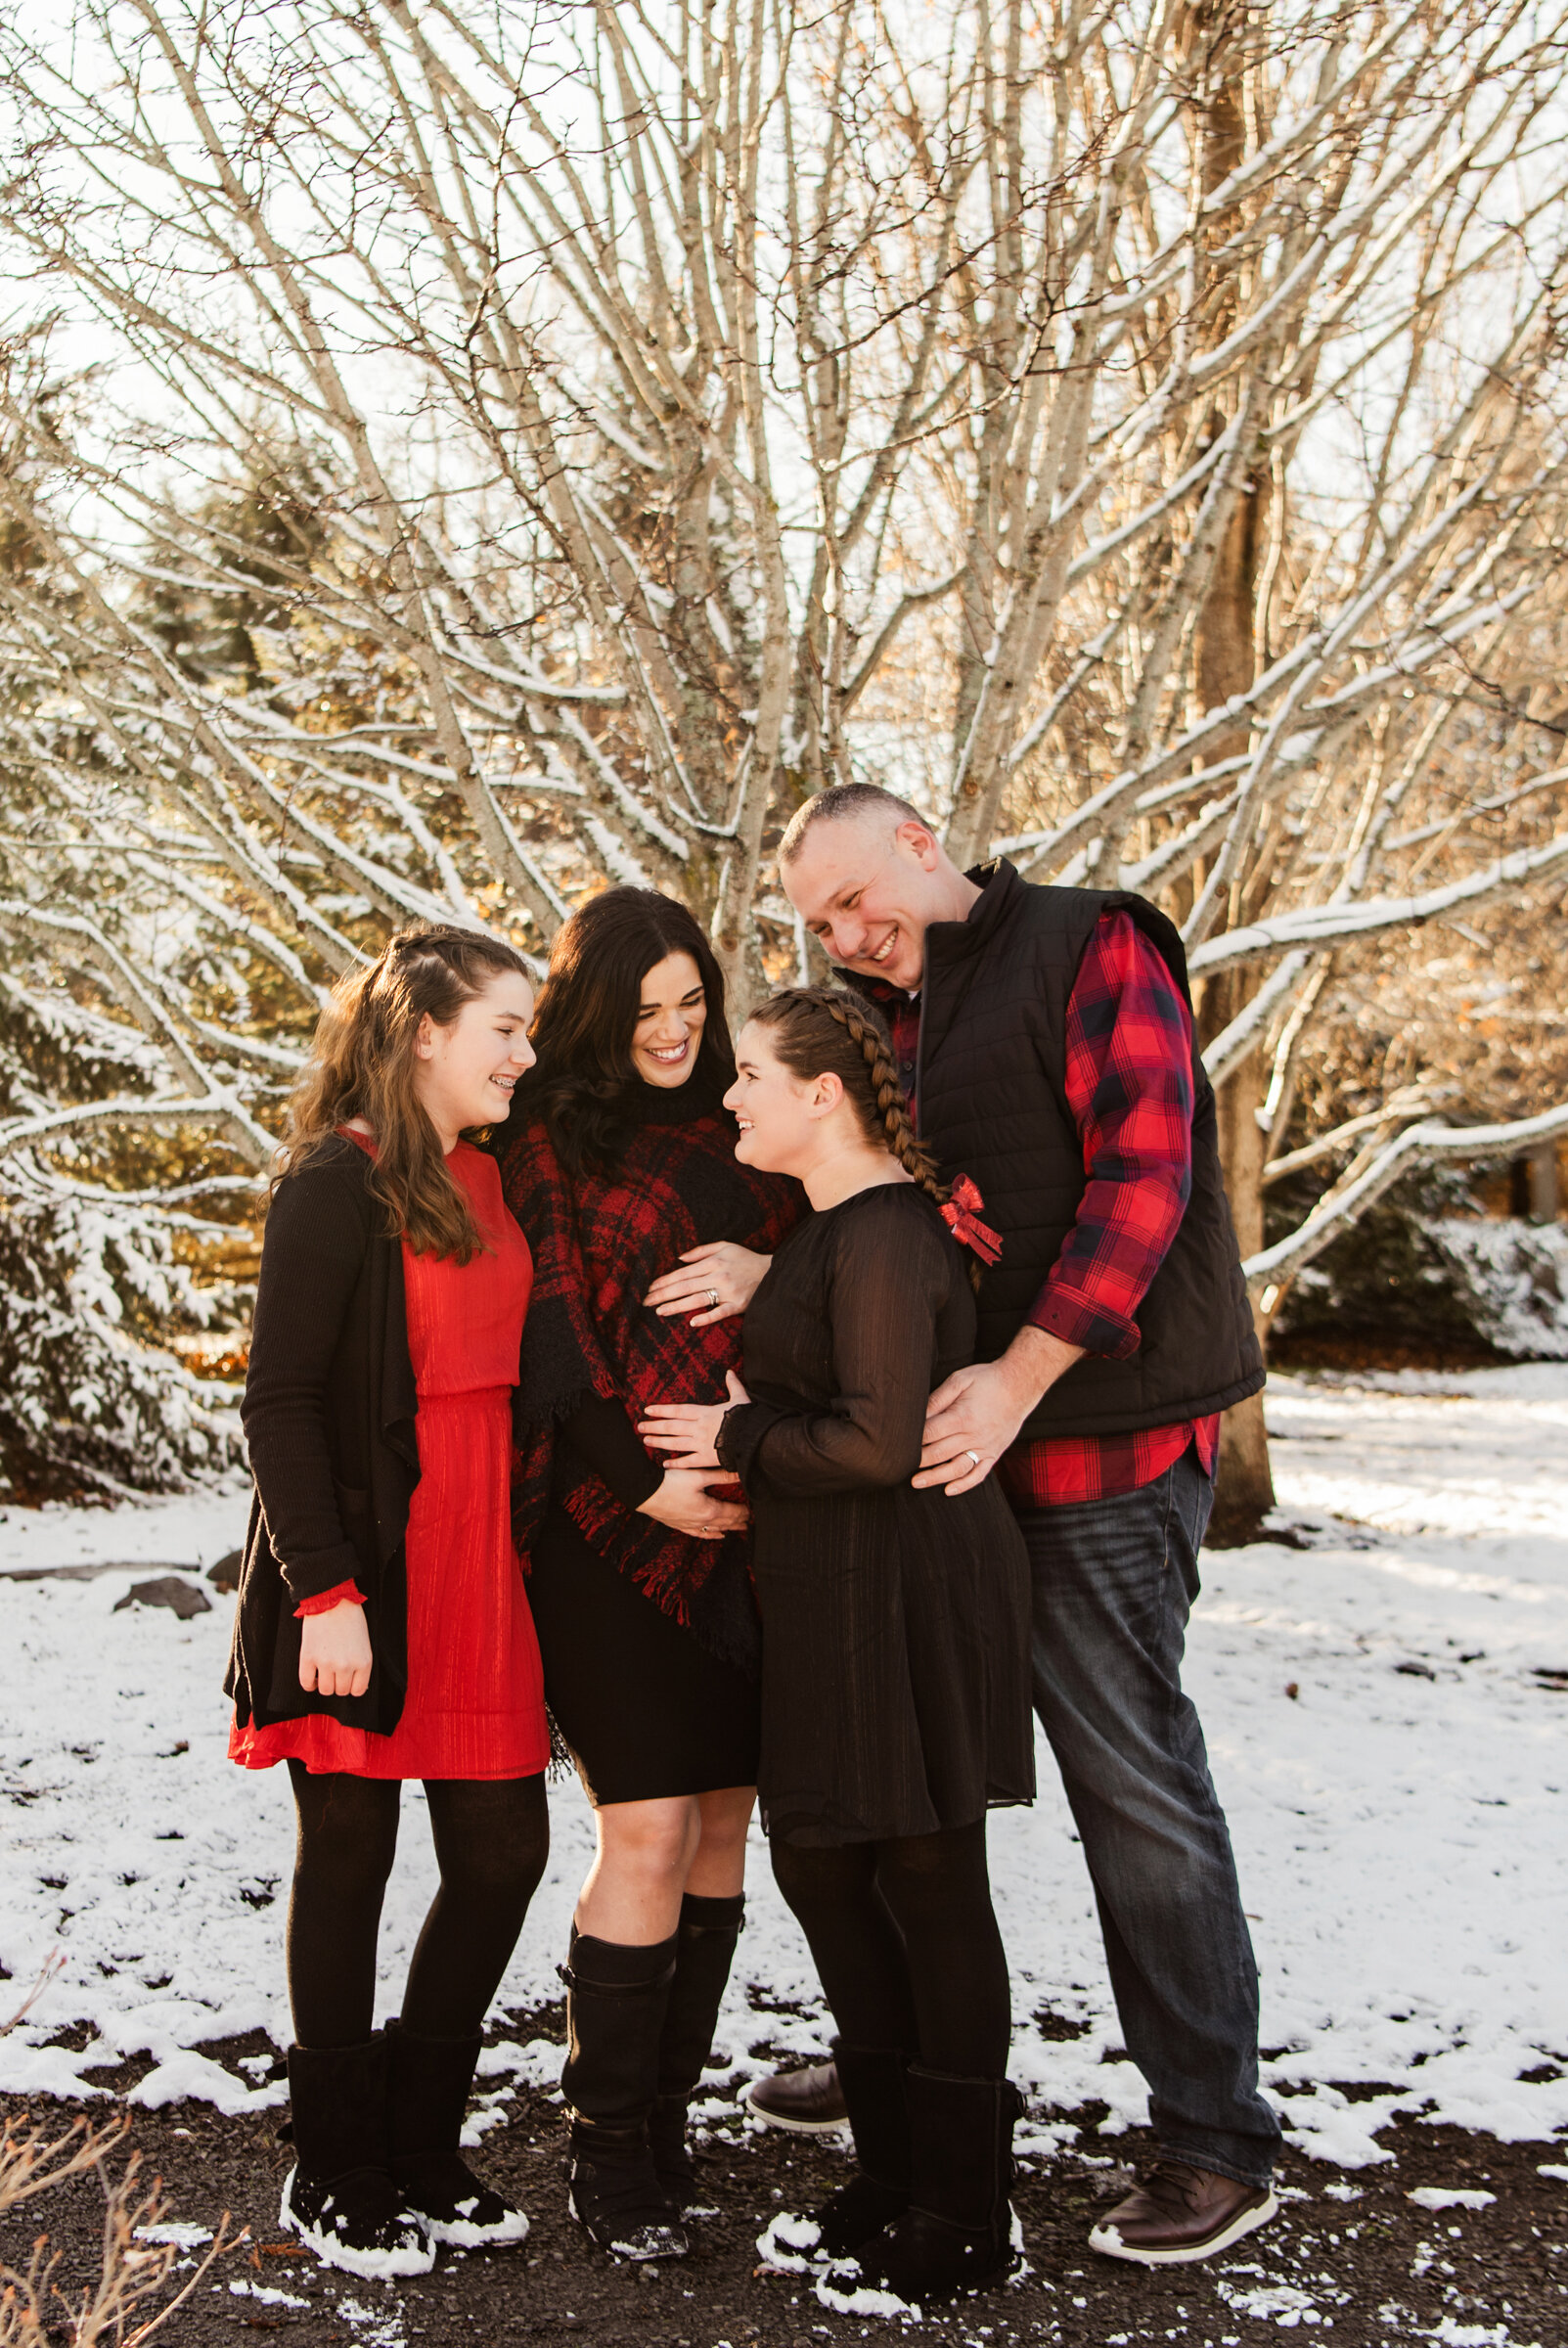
497, 887, 799, 2261
640, 986, 1034, 2312
228, 925, 550, 2279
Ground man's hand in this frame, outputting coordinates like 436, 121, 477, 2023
914, 1326, 1085, 1494
298, 1599, 373, 1698
644, 1242, 772, 1326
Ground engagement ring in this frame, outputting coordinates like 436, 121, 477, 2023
706, 1287, 720, 1309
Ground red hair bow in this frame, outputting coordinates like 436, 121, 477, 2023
940, 1174, 1003, 1266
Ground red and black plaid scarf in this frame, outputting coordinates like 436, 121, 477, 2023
499, 1074, 801, 1656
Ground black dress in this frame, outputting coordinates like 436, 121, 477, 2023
526, 1397, 762, 1805
718, 1183, 1035, 1847
499, 1065, 800, 1809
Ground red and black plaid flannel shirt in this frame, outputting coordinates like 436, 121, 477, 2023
881, 910, 1220, 1508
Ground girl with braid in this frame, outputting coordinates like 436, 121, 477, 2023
640, 986, 1035, 2314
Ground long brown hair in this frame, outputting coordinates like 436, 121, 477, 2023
515, 886, 734, 1175
744, 984, 953, 1215
278, 923, 533, 1261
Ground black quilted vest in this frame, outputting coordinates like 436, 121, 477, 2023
859, 859, 1264, 1440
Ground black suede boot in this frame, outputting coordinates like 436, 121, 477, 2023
757, 2041, 912, 2271
385, 2018, 530, 2248
648, 1892, 744, 2209
561, 1928, 688, 2261
819, 2068, 1021, 2310
281, 2038, 434, 2280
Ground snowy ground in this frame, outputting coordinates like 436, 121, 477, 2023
1, 1368, 1565, 2174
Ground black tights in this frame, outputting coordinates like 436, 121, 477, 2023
286, 1765, 550, 2049
770, 1820, 1010, 2078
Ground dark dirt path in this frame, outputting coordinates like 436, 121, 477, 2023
4, 2021, 1565, 2346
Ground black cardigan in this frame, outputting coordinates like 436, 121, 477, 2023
225, 1135, 422, 1736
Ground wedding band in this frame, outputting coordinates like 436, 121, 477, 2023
706, 1287, 720, 1309
966, 1449, 981, 1468
700, 1523, 712, 1535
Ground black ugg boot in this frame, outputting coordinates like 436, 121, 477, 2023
280, 2038, 434, 2280
756, 2041, 912, 2271
561, 1928, 688, 2261
819, 2067, 1021, 2310
648, 1891, 744, 2209
386, 2018, 530, 2247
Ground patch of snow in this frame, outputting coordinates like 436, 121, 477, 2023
1407, 2187, 1497, 2210
134, 2222, 212, 2247
1217, 2278, 1321, 2323
1536, 2161, 1568, 2181
335, 2296, 409, 2345
230, 2277, 308, 2307
131, 2048, 285, 2114
1420, 2323, 1546, 2347
474, 2036, 562, 2090
755, 2208, 825, 2272
1424, 1218, 1568, 1361
1, 1373, 1566, 2174
813, 2265, 921, 2319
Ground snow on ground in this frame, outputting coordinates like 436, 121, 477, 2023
1, 1369, 1565, 2170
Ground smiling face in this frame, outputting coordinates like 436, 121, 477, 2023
783, 813, 947, 992
630, 949, 709, 1088
725, 1020, 836, 1176
412, 970, 536, 1144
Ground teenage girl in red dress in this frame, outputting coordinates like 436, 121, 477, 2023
227, 926, 551, 2280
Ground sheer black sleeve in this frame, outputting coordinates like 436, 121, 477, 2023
719, 1194, 949, 1496
560, 1390, 662, 1512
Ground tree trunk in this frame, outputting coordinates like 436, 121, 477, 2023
1208, 1048, 1276, 1546
1185, 14, 1275, 1546
1192, 494, 1277, 1545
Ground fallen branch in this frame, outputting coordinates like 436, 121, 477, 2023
0, 1952, 64, 2039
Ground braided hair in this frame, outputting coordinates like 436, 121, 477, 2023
745, 989, 983, 1287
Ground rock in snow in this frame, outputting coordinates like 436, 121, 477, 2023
112, 1574, 213, 1620
206, 1549, 244, 1592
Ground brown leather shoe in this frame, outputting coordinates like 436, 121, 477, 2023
744, 2059, 848, 2133
1088, 2159, 1277, 2265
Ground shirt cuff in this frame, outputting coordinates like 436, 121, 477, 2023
1027, 1281, 1142, 1362
715, 1399, 784, 1489
294, 1579, 367, 1619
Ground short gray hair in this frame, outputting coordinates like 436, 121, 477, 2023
778, 783, 930, 867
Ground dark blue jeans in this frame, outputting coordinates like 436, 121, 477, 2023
1014, 1447, 1281, 2188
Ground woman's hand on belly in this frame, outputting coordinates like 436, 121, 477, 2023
639, 1369, 750, 1468
644, 1241, 771, 1326
299, 1599, 373, 1699
636, 1465, 749, 1540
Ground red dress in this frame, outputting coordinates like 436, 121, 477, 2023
230, 1141, 550, 1781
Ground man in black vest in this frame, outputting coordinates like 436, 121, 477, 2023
752, 783, 1278, 2266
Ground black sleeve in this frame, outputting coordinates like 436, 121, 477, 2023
241, 1158, 372, 1606
560, 1390, 663, 1512
718, 1197, 947, 1497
